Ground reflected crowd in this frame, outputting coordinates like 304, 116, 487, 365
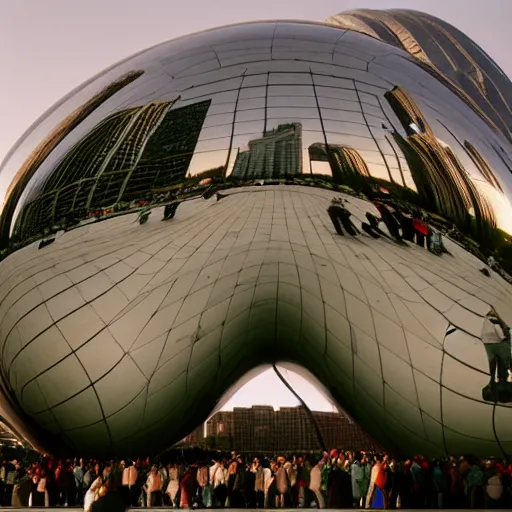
2, 449, 512, 510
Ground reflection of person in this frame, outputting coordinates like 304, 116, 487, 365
412, 217, 429, 248
327, 199, 359, 236
428, 227, 451, 256
395, 210, 415, 242
481, 308, 511, 385
374, 202, 402, 242
362, 212, 390, 240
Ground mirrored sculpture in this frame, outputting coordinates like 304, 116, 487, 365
0, 17, 511, 457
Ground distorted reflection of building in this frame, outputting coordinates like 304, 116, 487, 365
385, 86, 496, 239
0, 70, 145, 249
43, 102, 173, 219
326, 9, 512, 143
14, 99, 211, 240
231, 123, 302, 179
463, 140, 504, 193
308, 143, 370, 182
124, 100, 211, 198
178, 406, 379, 453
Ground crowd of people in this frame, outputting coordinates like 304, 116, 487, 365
2, 449, 512, 510
327, 198, 450, 256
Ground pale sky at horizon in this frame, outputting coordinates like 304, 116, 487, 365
218, 366, 338, 413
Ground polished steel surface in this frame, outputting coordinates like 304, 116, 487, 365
0, 20, 511, 457
326, 9, 512, 144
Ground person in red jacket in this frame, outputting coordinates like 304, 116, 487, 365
412, 217, 429, 248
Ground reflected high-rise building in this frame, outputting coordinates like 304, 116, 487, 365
326, 9, 512, 144
463, 140, 503, 193
231, 123, 302, 179
44, 102, 173, 215
385, 86, 496, 236
125, 99, 211, 196
308, 143, 370, 181
0, 70, 145, 248
14, 99, 211, 240
14, 102, 176, 239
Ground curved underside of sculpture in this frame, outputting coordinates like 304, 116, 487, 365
0, 19, 511, 457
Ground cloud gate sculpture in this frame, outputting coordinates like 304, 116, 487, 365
1, 15, 512, 458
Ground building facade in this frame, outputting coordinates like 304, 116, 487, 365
178, 406, 380, 453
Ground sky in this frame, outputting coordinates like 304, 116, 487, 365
0, 1, 511, 408
218, 366, 337, 412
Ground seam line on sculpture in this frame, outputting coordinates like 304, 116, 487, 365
353, 79, 394, 183
214, 193, 265, 375
126, 195, 246, 355
491, 403, 508, 459
7, 196, 240, 383
179, 70, 389, 102
169, 195, 252, 414
360, 248, 430, 441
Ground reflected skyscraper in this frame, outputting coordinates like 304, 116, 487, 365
463, 140, 503, 193
13, 99, 211, 241
385, 86, 496, 239
308, 143, 370, 181
231, 123, 302, 179
0, 71, 145, 248
120, 99, 211, 197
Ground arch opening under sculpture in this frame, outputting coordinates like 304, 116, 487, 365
174, 362, 384, 456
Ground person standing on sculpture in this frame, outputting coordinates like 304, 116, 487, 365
481, 308, 511, 385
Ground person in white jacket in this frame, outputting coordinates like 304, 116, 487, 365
210, 460, 227, 508
481, 308, 511, 384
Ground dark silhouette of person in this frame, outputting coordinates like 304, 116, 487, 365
480, 308, 512, 403
374, 201, 403, 242
327, 198, 359, 236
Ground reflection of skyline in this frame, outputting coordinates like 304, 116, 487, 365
14, 99, 210, 241
231, 123, 302, 179
463, 140, 503, 194
385, 86, 496, 237
121, 99, 211, 199
2, 33, 512, 243
13, 78, 511, 240
0, 70, 144, 248
42, 102, 173, 196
